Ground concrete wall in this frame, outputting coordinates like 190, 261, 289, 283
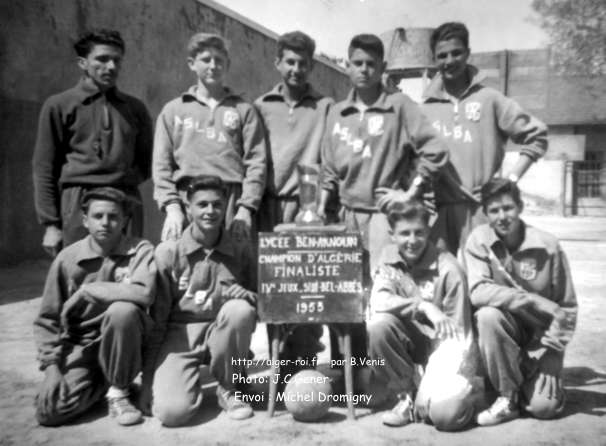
0, 0, 349, 265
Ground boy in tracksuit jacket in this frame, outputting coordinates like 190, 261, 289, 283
153, 33, 266, 242
421, 22, 548, 256
368, 200, 475, 430
254, 31, 333, 364
318, 34, 448, 359
141, 175, 257, 426
32, 30, 153, 257
318, 34, 448, 275
464, 179, 577, 426
33, 187, 156, 427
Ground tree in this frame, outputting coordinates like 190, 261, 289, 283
531, 0, 606, 75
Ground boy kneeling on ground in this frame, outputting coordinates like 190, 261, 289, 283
141, 175, 257, 426
465, 179, 577, 426
34, 187, 156, 426
366, 200, 477, 431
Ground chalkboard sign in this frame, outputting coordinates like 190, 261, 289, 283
258, 231, 366, 323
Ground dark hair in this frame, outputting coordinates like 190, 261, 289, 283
481, 178, 523, 210
348, 34, 384, 60
81, 187, 130, 214
387, 199, 431, 228
277, 31, 316, 60
187, 33, 229, 58
186, 175, 228, 200
73, 29, 125, 57
430, 22, 469, 54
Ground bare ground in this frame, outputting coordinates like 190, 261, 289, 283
1, 216, 605, 446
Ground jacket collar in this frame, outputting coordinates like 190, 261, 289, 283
485, 220, 544, 253
340, 86, 395, 115
74, 78, 126, 103
259, 83, 323, 103
75, 234, 138, 262
181, 85, 242, 104
180, 224, 235, 257
381, 241, 440, 273
422, 65, 486, 102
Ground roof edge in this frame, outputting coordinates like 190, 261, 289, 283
195, 0, 345, 73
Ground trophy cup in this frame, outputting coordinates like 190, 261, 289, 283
295, 164, 324, 226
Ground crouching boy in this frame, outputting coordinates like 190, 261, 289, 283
464, 179, 577, 426
34, 187, 156, 426
367, 200, 476, 430
143, 175, 257, 426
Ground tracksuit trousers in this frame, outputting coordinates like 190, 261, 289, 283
35, 302, 147, 426
475, 306, 566, 419
151, 299, 257, 427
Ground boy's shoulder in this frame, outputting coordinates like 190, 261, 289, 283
154, 238, 180, 261
53, 238, 89, 268
159, 92, 192, 115
332, 89, 412, 113
255, 84, 332, 103
120, 236, 154, 255
112, 89, 149, 113
522, 224, 561, 254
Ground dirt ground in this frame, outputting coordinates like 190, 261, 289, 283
1, 215, 605, 446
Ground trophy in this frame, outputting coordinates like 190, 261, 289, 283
295, 164, 323, 226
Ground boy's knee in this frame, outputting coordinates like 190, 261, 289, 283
367, 313, 398, 344
104, 301, 141, 329
367, 318, 389, 348
153, 394, 201, 427
475, 307, 506, 336
221, 299, 256, 330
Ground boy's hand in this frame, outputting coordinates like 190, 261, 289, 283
419, 301, 461, 340
38, 364, 68, 414
316, 205, 327, 223
162, 203, 186, 241
231, 207, 252, 241
42, 225, 63, 258
374, 187, 414, 212
224, 283, 257, 307
526, 349, 564, 402
60, 289, 90, 330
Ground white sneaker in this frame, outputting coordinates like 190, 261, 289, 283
476, 396, 519, 426
382, 393, 415, 427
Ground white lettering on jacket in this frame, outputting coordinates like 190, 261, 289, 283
432, 120, 473, 143
332, 122, 372, 158
174, 115, 228, 142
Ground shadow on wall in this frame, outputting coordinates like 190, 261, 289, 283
0, 0, 349, 266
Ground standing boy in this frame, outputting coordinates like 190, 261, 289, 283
318, 34, 447, 274
153, 33, 266, 242
254, 31, 333, 362
33, 187, 156, 426
367, 200, 475, 430
464, 179, 577, 425
422, 22, 548, 256
144, 176, 257, 426
318, 33, 447, 358
32, 29, 153, 257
